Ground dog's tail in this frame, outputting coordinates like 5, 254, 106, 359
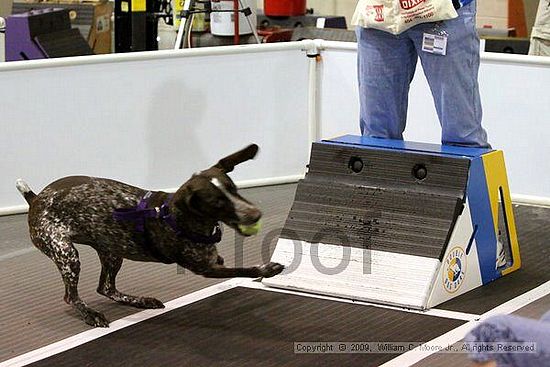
16, 179, 37, 205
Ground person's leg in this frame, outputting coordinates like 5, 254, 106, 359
356, 26, 417, 139
529, 37, 550, 56
407, 0, 489, 147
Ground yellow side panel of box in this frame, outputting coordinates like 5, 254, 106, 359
482, 150, 521, 275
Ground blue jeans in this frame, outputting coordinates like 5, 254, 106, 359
356, 0, 489, 147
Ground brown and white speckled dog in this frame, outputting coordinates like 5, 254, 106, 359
16, 144, 284, 327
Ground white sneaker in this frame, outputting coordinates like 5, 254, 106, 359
496, 237, 507, 268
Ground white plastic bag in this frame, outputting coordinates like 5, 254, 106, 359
352, 0, 459, 35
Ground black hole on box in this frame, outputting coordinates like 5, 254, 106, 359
348, 156, 364, 173
413, 164, 428, 181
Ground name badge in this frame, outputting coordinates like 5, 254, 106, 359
422, 33, 448, 56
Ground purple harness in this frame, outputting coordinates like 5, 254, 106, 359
113, 191, 222, 245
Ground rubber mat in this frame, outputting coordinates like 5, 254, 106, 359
438, 205, 550, 314
26, 287, 464, 367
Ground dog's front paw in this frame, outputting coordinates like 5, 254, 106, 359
258, 262, 285, 278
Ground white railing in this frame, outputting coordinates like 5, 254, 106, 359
2, 40, 550, 215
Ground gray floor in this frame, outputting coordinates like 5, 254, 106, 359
1, 183, 548, 367
0, 214, 34, 256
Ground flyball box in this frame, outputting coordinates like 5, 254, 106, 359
263, 135, 521, 309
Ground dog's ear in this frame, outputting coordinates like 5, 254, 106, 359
214, 144, 259, 173
173, 185, 201, 214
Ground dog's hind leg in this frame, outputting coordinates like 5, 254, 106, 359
31, 233, 110, 327
96, 252, 165, 309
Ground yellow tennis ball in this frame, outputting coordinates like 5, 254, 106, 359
238, 221, 262, 236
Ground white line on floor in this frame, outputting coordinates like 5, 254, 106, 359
0, 247, 36, 261
0, 278, 243, 367
242, 280, 480, 321
482, 280, 550, 317
379, 280, 550, 367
